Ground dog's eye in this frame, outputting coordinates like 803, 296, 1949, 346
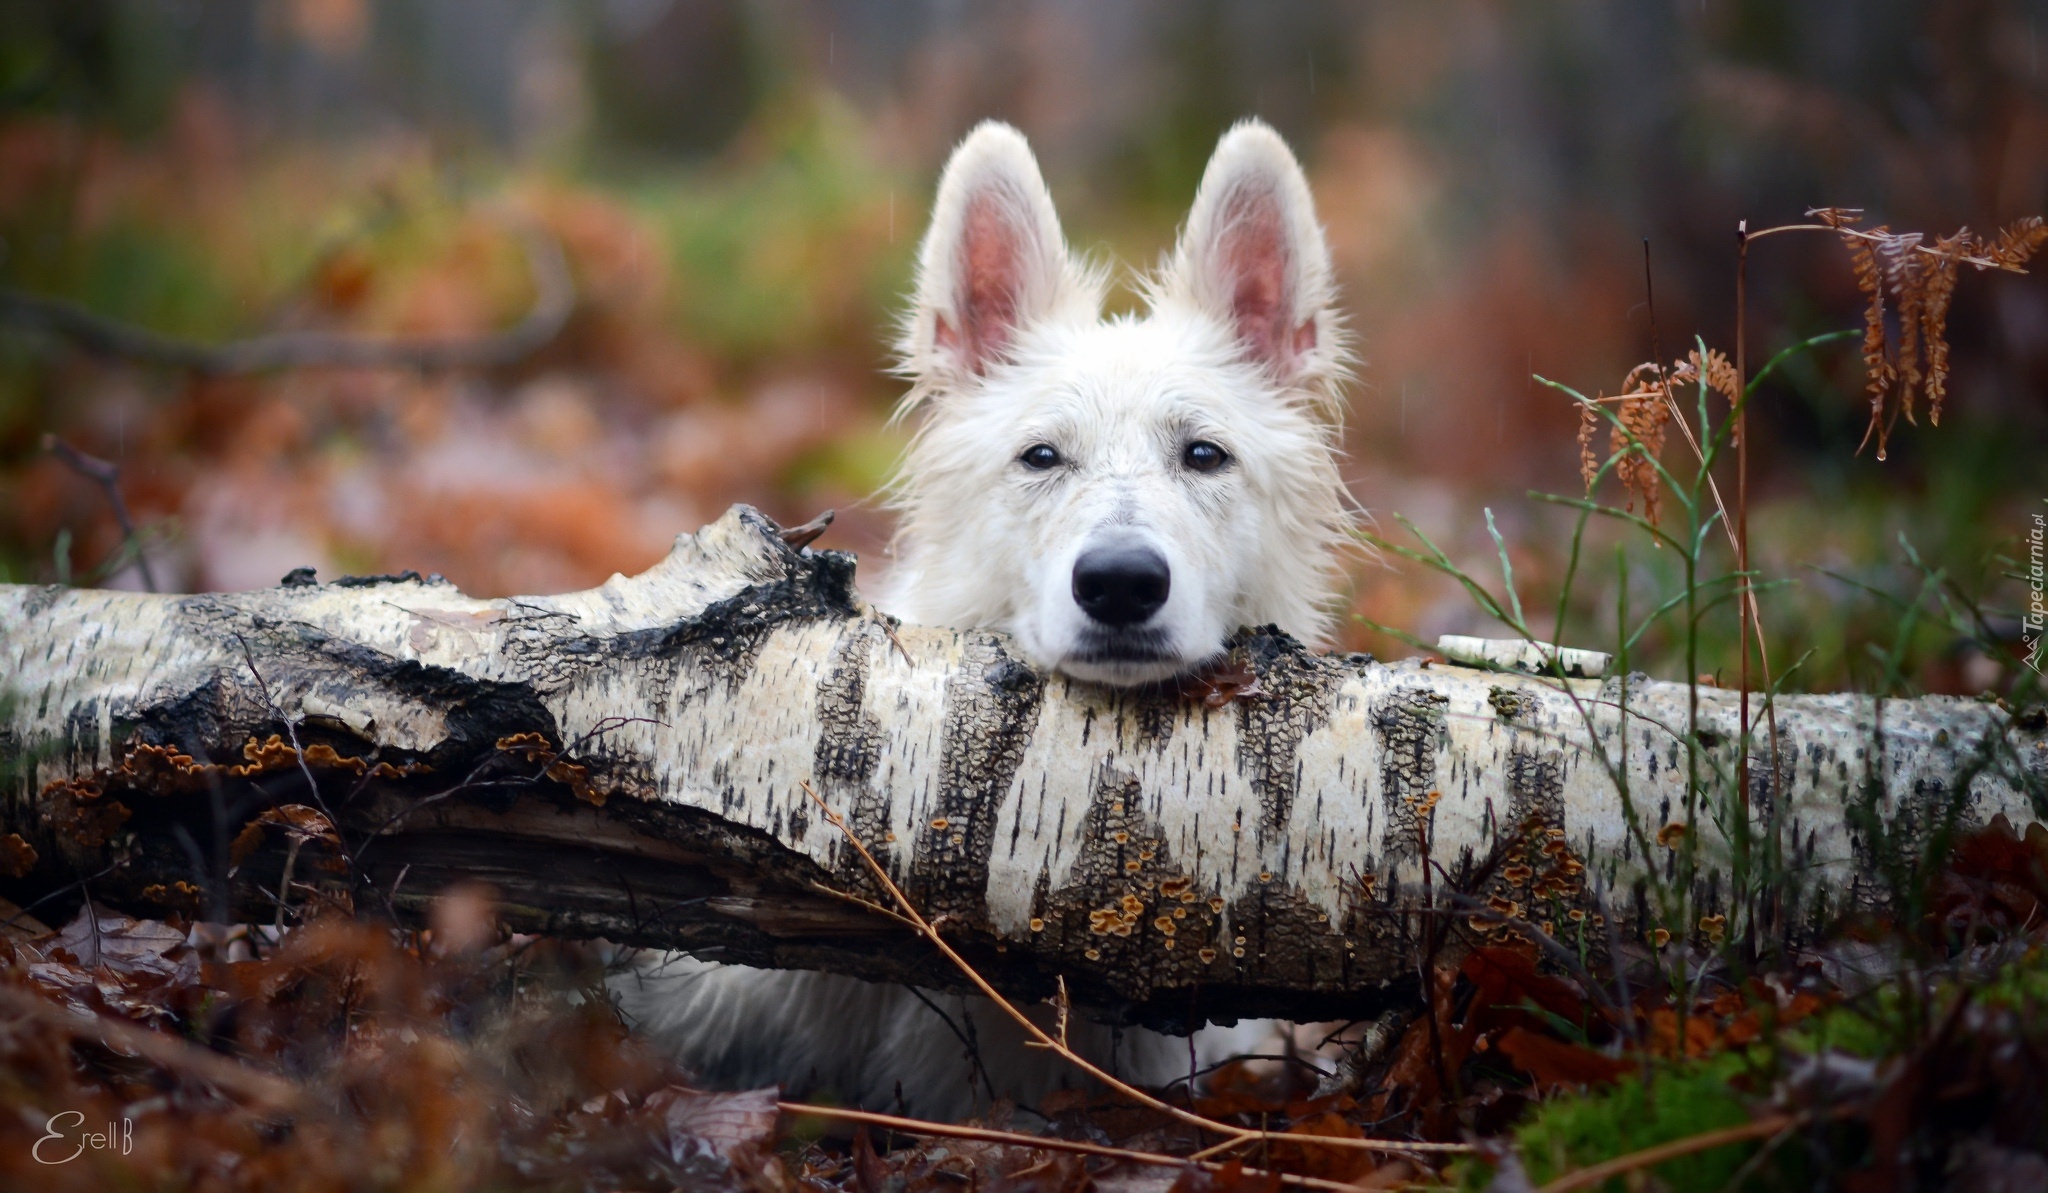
1019, 444, 1063, 470
1182, 441, 1229, 472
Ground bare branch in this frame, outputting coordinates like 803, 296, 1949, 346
41, 434, 157, 592
0, 224, 573, 374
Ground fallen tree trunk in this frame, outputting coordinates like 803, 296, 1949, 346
2, 506, 2042, 1027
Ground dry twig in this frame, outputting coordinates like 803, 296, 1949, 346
779, 1101, 1375, 1192
776, 509, 836, 550
41, 434, 158, 592
797, 778, 1472, 1163
1535, 1111, 1808, 1193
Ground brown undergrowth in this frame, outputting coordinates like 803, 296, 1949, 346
5, 810, 2043, 1191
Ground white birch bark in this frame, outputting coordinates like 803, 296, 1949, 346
1, 505, 2041, 1025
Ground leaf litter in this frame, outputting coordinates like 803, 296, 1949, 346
1, 813, 2040, 1191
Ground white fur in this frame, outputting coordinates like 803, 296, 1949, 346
615, 955, 1270, 1121
617, 120, 1354, 1119
886, 119, 1351, 682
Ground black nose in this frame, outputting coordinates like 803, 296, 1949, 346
1072, 545, 1171, 627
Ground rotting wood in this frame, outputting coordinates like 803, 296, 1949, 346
1, 505, 2041, 1029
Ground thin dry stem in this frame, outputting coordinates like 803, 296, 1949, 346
808, 879, 921, 929
1535, 1111, 1808, 1193
874, 610, 916, 666
1744, 221, 2014, 270
778, 1102, 1393, 1191
797, 779, 1473, 1159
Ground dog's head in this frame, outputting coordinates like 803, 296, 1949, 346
884, 120, 1352, 686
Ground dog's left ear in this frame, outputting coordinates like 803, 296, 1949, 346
1159, 120, 1340, 387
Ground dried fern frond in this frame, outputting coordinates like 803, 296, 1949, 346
1620, 362, 1664, 394
1666, 347, 1741, 445
1843, 226, 1896, 457
1577, 397, 1600, 495
1987, 216, 2048, 271
1920, 231, 1967, 424
1584, 206, 2041, 487
1795, 209, 2043, 443
1692, 348, 1740, 406
1881, 232, 1925, 425
1608, 372, 1673, 525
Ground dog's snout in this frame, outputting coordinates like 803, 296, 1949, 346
1072, 545, 1171, 627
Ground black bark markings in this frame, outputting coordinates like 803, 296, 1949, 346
1846, 767, 1982, 915
1477, 748, 1595, 943
1031, 772, 1229, 1021
1125, 694, 1183, 747
812, 618, 889, 884
1506, 749, 1566, 831
910, 633, 1043, 921
633, 545, 859, 687
174, 593, 563, 769
1217, 877, 1393, 1018
1374, 685, 1449, 879
480, 508, 861, 703
1233, 627, 1344, 838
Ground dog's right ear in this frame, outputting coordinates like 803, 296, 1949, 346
902, 122, 1081, 384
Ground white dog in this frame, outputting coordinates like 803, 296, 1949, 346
616, 119, 1354, 1120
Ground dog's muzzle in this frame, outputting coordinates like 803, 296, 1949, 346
1072, 544, 1171, 628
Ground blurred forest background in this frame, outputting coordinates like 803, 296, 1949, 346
2, 0, 2043, 694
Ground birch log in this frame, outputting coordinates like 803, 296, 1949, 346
1, 505, 2041, 1027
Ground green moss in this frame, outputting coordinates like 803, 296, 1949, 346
1454, 954, 2048, 1190
1454, 1055, 1799, 1192
1784, 945, 2048, 1063
1978, 946, 2048, 1005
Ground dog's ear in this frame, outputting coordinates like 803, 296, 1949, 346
903, 122, 1081, 382
1159, 120, 1339, 387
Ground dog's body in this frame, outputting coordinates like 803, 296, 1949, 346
615, 120, 1353, 1120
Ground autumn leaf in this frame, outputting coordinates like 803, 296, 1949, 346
1494, 1026, 1632, 1091
230, 803, 340, 865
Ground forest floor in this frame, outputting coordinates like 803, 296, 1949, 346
1, 809, 2045, 1191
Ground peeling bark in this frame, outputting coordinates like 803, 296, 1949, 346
2, 505, 2042, 1027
